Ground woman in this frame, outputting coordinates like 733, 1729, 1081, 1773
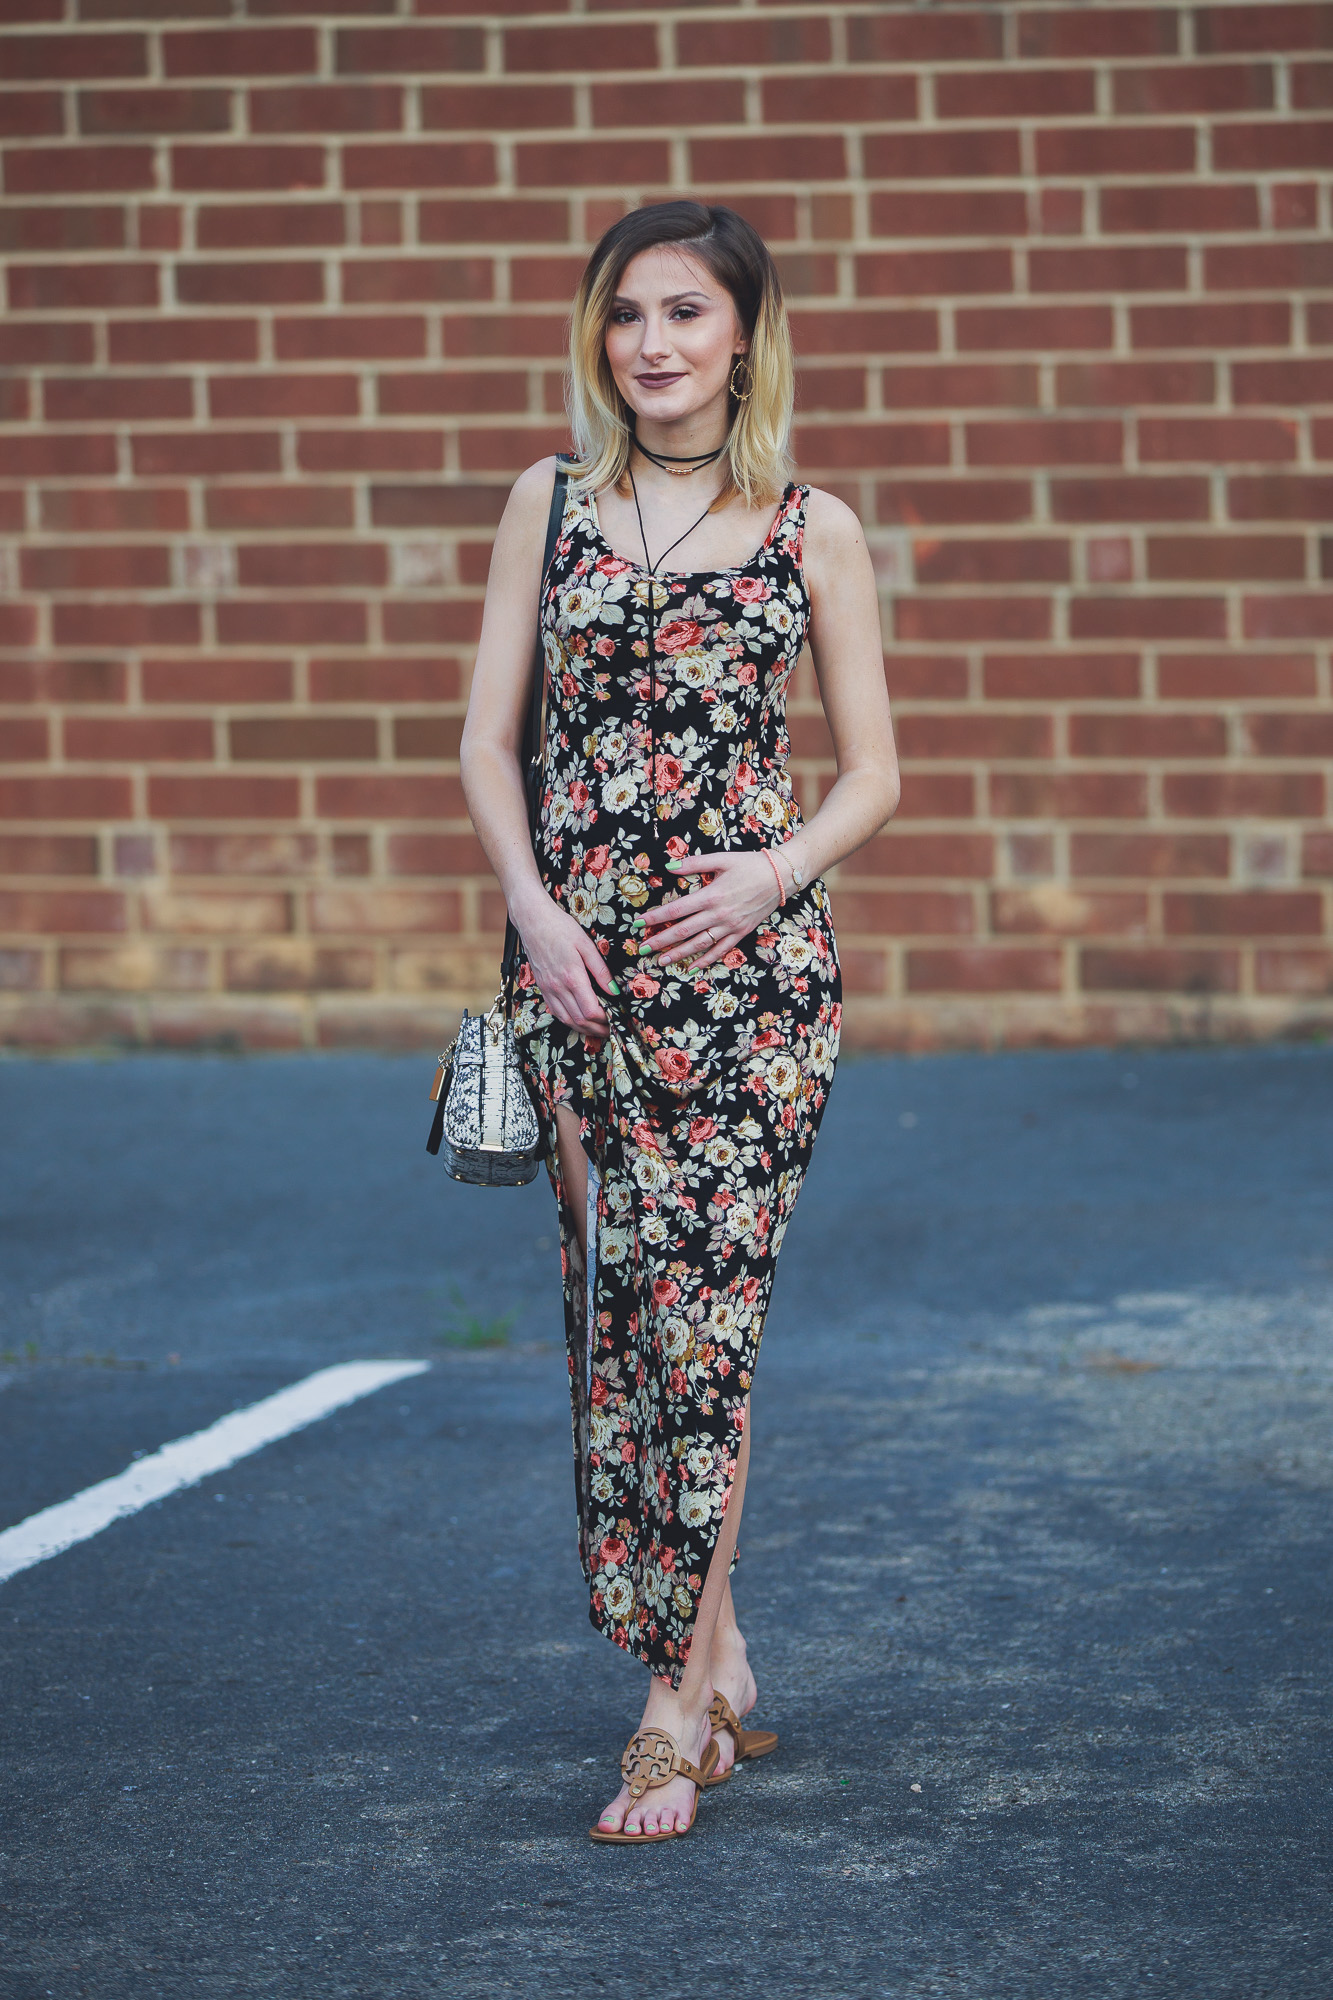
461, 201, 899, 1842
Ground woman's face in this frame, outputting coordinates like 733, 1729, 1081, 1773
603, 244, 746, 431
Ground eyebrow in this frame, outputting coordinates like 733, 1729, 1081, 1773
611, 289, 711, 308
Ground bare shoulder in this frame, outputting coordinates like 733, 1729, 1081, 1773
502, 454, 565, 530
802, 484, 873, 579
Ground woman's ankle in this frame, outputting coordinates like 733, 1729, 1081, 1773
711, 1618, 748, 1669
707, 1624, 756, 1710
645, 1672, 713, 1736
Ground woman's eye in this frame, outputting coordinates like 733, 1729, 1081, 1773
672, 307, 700, 321
609, 309, 638, 325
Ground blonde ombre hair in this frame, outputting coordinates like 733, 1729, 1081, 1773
567, 201, 795, 511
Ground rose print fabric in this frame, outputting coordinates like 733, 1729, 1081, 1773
511, 477, 841, 1688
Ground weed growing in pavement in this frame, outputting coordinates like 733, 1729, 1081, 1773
0, 1343, 147, 1370
433, 1283, 514, 1349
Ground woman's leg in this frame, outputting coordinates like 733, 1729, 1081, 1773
694, 1420, 760, 1778
562, 1101, 764, 1836
594, 1393, 756, 1836
553, 1103, 589, 1260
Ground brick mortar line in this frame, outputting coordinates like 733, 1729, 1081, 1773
2, 131, 1323, 170
2, 154, 1317, 181
0, 192, 1310, 217
6, 340, 1319, 360
1, 223, 1324, 244
0, 3, 1312, 33
0, 121, 1318, 153
0, 63, 1316, 79
0, 260, 1320, 287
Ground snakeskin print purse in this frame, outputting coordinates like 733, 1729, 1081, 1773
426, 1004, 543, 1186
425, 464, 570, 1187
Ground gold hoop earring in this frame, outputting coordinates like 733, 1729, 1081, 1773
730, 356, 751, 403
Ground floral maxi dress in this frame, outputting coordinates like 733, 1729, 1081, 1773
512, 477, 841, 1688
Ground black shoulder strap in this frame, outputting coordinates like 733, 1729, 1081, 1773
500, 461, 570, 1005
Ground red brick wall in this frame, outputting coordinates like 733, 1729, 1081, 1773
1, 1, 1330, 1052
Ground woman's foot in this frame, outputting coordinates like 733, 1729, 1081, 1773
595, 1678, 714, 1838
707, 1619, 759, 1779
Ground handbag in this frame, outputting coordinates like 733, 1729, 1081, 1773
426, 462, 570, 1186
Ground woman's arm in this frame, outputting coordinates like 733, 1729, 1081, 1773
782, 483, 902, 880
459, 457, 617, 1038
643, 486, 900, 969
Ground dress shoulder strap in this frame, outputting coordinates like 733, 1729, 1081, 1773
559, 465, 596, 532
766, 480, 809, 562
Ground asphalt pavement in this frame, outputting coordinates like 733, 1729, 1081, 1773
0, 1043, 1330, 1999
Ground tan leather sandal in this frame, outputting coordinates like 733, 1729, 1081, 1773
588, 1725, 720, 1843
705, 1691, 779, 1784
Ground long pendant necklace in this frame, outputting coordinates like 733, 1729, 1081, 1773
627, 463, 716, 578
627, 463, 719, 884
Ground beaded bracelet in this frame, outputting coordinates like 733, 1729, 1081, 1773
762, 849, 787, 907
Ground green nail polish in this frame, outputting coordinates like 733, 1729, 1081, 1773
607, 979, 621, 995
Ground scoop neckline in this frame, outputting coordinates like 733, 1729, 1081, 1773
585, 481, 798, 582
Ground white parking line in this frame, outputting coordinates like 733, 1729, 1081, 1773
0, 1360, 429, 1586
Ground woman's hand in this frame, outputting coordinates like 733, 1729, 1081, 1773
637, 850, 787, 973
515, 891, 618, 1043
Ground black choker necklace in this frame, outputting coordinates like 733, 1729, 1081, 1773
632, 434, 726, 479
